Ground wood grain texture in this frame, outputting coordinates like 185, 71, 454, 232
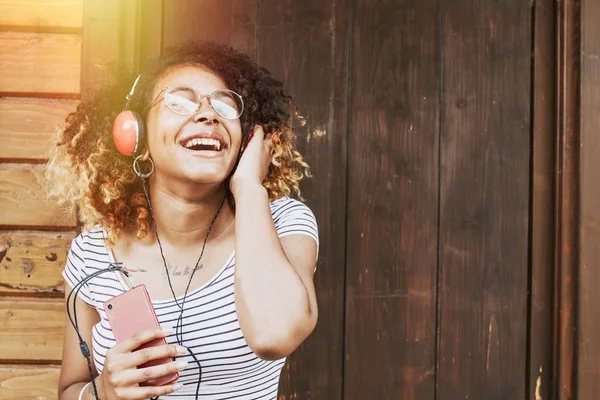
344, 0, 439, 398
555, 1, 580, 398
162, 0, 257, 57
163, 0, 234, 49
0, 230, 75, 296
0, 32, 81, 95
530, 0, 557, 398
138, 0, 164, 70
0, 298, 64, 362
438, 1, 531, 398
82, 0, 141, 92
0, 365, 59, 400
0, 98, 77, 162
0, 0, 83, 30
577, 0, 600, 396
0, 165, 76, 229
258, 1, 348, 399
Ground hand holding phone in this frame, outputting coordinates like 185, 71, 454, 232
98, 327, 186, 399
101, 285, 184, 395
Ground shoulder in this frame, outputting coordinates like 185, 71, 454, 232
69, 225, 108, 258
269, 196, 318, 243
269, 196, 315, 218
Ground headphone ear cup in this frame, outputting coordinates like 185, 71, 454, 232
112, 110, 146, 156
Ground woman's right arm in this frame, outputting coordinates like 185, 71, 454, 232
58, 285, 103, 399
58, 282, 187, 400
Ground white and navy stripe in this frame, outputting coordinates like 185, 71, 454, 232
62, 197, 318, 399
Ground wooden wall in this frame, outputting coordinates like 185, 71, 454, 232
1, 1, 599, 399
0, 1, 81, 398
0, 1, 146, 398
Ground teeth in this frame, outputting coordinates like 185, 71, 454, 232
182, 138, 221, 150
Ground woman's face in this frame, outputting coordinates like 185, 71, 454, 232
145, 65, 243, 186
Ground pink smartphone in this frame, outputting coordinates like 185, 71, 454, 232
103, 284, 179, 386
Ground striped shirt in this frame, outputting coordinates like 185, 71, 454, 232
62, 197, 318, 399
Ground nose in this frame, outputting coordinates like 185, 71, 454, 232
192, 98, 219, 125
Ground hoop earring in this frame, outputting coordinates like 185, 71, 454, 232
133, 155, 154, 179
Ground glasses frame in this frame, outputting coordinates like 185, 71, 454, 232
148, 85, 244, 120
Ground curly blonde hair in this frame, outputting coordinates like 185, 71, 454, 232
46, 41, 310, 243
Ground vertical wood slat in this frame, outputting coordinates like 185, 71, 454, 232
345, 0, 439, 398
82, 0, 142, 93
555, 0, 580, 399
162, 0, 233, 50
138, 0, 164, 70
257, 1, 347, 399
577, 0, 600, 397
530, 0, 557, 398
437, 1, 531, 398
162, 0, 257, 57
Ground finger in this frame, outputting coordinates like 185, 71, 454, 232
119, 359, 189, 386
253, 124, 265, 139
113, 327, 172, 353
126, 382, 183, 399
123, 343, 187, 369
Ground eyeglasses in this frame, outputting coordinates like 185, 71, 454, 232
149, 85, 244, 120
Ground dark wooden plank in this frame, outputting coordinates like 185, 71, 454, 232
554, 0, 580, 398
231, 0, 258, 57
162, 0, 234, 48
577, 0, 600, 397
0, 230, 75, 296
257, 1, 348, 399
162, 0, 256, 56
529, 0, 557, 398
438, 1, 531, 398
344, 0, 439, 398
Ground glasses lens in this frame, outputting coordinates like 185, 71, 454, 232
211, 90, 243, 119
164, 86, 198, 115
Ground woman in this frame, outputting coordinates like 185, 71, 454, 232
49, 41, 319, 400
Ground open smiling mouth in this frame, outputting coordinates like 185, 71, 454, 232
180, 137, 224, 152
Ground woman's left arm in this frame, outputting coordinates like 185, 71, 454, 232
231, 126, 318, 360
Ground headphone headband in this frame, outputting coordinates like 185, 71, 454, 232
124, 74, 142, 109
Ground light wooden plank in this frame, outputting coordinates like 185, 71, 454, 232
0, 0, 83, 29
0, 365, 60, 400
0, 230, 75, 295
0, 32, 81, 95
0, 298, 64, 362
0, 165, 76, 228
0, 98, 77, 161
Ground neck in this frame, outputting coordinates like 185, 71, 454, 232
145, 177, 232, 248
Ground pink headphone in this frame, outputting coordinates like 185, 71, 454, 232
112, 75, 146, 156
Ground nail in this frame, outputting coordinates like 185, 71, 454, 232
162, 327, 174, 335
173, 383, 183, 391
176, 361, 189, 370
175, 345, 187, 355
